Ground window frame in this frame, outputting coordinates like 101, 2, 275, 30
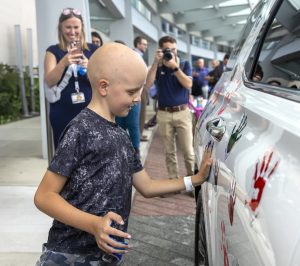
242, 0, 300, 103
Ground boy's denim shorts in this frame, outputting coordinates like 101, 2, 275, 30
35, 245, 124, 266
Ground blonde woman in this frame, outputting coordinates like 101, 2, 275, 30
44, 8, 98, 148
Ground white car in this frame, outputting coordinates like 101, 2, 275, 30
193, 0, 300, 265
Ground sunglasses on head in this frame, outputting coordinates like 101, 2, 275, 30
62, 8, 81, 16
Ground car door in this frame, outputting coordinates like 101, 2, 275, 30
194, 0, 300, 265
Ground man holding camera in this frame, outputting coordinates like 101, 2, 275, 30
146, 36, 195, 184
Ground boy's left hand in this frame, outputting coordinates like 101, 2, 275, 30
93, 212, 130, 255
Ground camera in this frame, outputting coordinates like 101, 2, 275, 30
162, 48, 173, 61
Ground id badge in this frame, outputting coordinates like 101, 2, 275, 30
71, 92, 85, 104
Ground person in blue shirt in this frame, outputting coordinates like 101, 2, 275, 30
44, 8, 98, 149
34, 43, 212, 265
192, 58, 209, 99
146, 36, 195, 182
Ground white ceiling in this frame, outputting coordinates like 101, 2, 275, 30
157, 0, 260, 46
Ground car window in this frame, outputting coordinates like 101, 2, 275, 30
226, 0, 267, 70
249, 0, 300, 90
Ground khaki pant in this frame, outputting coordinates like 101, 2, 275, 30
157, 108, 195, 179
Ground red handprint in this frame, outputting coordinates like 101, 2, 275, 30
220, 221, 229, 266
228, 179, 236, 226
249, 151, 280, 212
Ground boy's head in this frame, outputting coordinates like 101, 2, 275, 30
87, 42, 147, 118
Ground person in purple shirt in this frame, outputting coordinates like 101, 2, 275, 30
192, 58, 209, 99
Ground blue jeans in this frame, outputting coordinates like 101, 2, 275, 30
116, 103, 140, 149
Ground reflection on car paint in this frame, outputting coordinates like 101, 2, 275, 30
198, 99, 217, 131
225, 113, 248, 159
228, 179, 237, 226
213, 160, 220, 188
220, 220, 229, 266
217, 92, 232, 116
249, 151, 280, 212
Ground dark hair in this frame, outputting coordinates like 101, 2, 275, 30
91, 31, 103, 46
223, 54, 230, 60
133, 36, 144, 48
158, 36, 176, 48
58, 8, 88, 51
114, 40, 126, 45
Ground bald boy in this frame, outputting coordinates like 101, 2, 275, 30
34, 43, 212, 265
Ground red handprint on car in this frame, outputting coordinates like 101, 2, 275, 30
249, 151, 280, 212
220, 221, 229, 266
228, 179, 236, 226
213, 160, 220, 187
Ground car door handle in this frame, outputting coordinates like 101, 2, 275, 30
206, 117, 226, 142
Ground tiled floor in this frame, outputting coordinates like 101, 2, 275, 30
125, 129, 197, 265
131, 129, 196, 216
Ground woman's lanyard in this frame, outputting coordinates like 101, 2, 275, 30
70, 64, 86, 104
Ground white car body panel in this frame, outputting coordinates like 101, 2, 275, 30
194, 0, 300, 265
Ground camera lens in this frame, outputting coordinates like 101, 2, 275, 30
163, 49, 173, 61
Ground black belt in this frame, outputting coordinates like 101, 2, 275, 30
158, 104, 187, 113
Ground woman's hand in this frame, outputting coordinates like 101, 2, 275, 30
79, 54, 88, 68
64, 46, 83, 67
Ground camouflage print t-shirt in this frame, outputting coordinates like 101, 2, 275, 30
46, 108, 143, 255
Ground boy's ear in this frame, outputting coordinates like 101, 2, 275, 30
97, 79, 109, 96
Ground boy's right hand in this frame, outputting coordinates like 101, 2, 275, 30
93, 211, 131, 255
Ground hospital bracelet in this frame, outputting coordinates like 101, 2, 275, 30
183, 176, 194, 192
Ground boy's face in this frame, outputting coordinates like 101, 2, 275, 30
106, 80, 144, 117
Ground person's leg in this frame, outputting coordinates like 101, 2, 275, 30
202, 85, 209, 99
115, 116, 126, 130
36, 246, 122, 266
139, 87, 148, 140
125, 103, 141, 150
157, 110, 179, 179
49, 108, 69, 149
174, 109, 195, 176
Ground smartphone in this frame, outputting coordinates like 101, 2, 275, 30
69, 40, 82, 55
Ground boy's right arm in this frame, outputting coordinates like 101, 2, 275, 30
34, 170, 130, 254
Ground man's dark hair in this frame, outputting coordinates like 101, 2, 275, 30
91, 31, 103, 45
158, 36, 176, 48
134, 36, 144, 48
224, 54, 230, 60
114, 40, 126, 45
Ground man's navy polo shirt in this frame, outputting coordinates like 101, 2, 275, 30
156, 60, 192, 107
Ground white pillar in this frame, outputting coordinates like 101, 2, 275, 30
109, 0, 134, 46
35, 0, 91, 159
